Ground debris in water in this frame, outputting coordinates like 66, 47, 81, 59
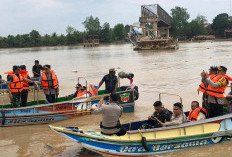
72, 69, 78, 72
44, 144, 53, 150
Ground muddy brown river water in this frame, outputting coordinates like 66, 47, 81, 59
0, 42, 232, 157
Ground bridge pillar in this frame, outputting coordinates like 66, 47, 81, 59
152, 22, 158, 38
166, 28, 169, 38
141, 23, 146, 37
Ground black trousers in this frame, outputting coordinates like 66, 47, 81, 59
46, 94, 56, 103
208, 103, 223, 118
21, 90, 28, 107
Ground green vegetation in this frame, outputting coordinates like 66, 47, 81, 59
170, 7, 232, 39
0, 15, 126, 48
212, 13, 232, 36
1, 9, 232, 48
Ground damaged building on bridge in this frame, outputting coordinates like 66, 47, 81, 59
128, 4, 178, 50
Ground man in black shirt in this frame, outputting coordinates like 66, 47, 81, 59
147, 101, 172, 128
98, 68, 118, 94
32, 60, 43, 77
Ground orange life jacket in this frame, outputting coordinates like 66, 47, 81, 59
207, 75, 228, 98
76, 90, 89, 98
188, 107, 207, 121
198, 74, 217, 93
4, 71, 13, 75
41, 70, 58, 90
20, 70, 29, 90
225, 75, 232, 81
9, 74, 24, 93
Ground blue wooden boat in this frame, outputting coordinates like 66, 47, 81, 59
50, 114, 232, 156
49, 93, 232, 156
0, 88, 137, 127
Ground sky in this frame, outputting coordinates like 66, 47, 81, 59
0, 0, 231, 37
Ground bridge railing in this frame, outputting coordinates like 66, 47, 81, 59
141, 4, 172, 25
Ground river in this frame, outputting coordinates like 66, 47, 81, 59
0, 41, 232, 157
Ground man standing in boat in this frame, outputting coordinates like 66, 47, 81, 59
7, 66, 36, 108
198, 66, 217, 108
32, 60, 43, 78
98, 68, 118, 94
201, 66, 229, 117
93, 93, 126, 136
20, 65, 33, 107
40, 65, 59, 103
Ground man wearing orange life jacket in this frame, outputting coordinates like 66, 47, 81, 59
7, 66, 36, 108
76, 86, 90, 98
20, 65, 33, 107
188, 101, 207, 121
39, 65, 59, 103
201, 66, 229, 118
198, 66, 217, 108
65, 83, 82, 99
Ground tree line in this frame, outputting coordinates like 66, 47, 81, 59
170, 6, 232, 39
0, 16, 127, 48
0, 7, 232, 48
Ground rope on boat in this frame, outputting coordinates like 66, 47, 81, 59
138, 129, 150, 152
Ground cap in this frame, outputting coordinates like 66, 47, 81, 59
75, 83, 82, 88
43, 64, 51, 69
217, 66, 227, 72
109, 68, 116, 72
13, 65, 20, 71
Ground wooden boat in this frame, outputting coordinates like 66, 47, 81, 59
0, 86, 137, 127
50, 114, 232, 156
49, 93, 232, 156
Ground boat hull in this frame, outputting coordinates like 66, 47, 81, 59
50, 114, 232, 156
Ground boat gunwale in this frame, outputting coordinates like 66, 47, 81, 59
51, 125, 231, 143
50, 114, 232, 143
0, 112, 82, 127
127, 113, 232, 134
1, 109, 91, 118
1, 89, 135, 111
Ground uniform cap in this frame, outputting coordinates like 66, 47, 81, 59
217, 66, 227, 72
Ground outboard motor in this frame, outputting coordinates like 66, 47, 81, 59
118, 71, 139, 100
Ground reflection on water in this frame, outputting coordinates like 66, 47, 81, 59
0, 41, 232, 156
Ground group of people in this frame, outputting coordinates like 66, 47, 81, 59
1, 61, 119, 108
198, 65, 232, 117
2, 62, 232, 136
94, 65, 232, 136
0, 60, 60, 107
